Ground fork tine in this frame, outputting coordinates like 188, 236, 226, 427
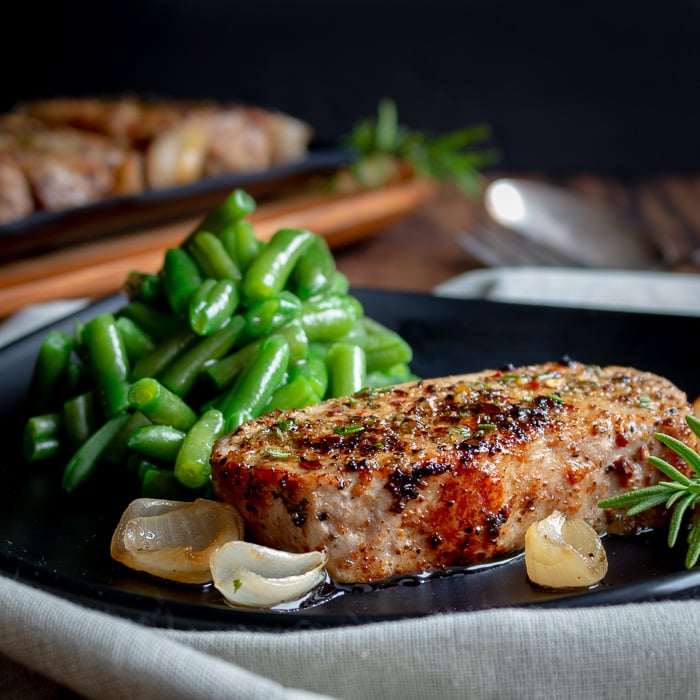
457, 226, 545, 267
457, 223, 581, 267
455, 229, 512, 267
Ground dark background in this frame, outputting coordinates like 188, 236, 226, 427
3, 0, 699, 174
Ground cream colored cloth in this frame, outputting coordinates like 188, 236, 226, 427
2, 574, 700, 700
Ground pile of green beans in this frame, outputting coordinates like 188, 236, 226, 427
22, 188, 417, 499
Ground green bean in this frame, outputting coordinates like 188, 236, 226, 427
25, 434, 63, 462
102, 411, 151, 465
21, 186, 421, 501
221, 219, 263, 271
326, 342, 366, 398
127, 424, 186, 462
365, 363, 420, 388
64, 361, 89, 397
159, 315, 245, 397
130, 327, 197, 381
23, 412, 63, 462
82, 313, 131, 418
195, 189, 257, 237
188, 278, 239, 336
202, 321, 300, 391
62, 412, 131, 492
203, 340, 261, 392
291, 235, 335, 299
241, 228, 315, 304
174, 408, 225, 489
126, 452, 161, 477
298, 294, 363, 342
24, 412, 62, 438
244, 291, 301, 337
203, 321, 306, 392
63, 392, 96, 447
128, 378, 198, 431
115, 317, 156, 364
141, 466, 180, 499
289, 342, 328, 398
162, 247, 203, 318
124, 271, 163, 305
72, 321, 88, 363
265, 376, 320, 412
326, 270, 350, 296
28, 329, 74, 411
277, 320, 308, 363
188, 231, 241, 281
120, 301, 185, 340
219, 334, 290, 431
337, 318, 366, 341
347, 329, 413, 372
359, 316, 391, 335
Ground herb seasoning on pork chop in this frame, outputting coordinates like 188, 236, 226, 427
211, 360, 695, 584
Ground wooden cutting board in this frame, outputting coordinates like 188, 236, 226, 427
0, 178, 436, 318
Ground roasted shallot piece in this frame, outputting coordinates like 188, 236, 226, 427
210, 541, 327, 608
524, 510, 608, 589
110, 497, 244, 584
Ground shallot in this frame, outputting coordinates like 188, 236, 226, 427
110, 497, 244, 584
211, 541, 327, 608
524, 510, 608, 589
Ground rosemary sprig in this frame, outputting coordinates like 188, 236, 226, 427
598, 414, 700, 568
343, 98, 499, 195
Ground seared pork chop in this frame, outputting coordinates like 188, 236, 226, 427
211, 361, 695, 584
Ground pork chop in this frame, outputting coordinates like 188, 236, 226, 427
211, 360, 695, 584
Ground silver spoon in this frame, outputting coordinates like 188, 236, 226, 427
483, 178, 667, 269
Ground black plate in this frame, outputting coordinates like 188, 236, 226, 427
2, 289, 700, 631
0, 146, 352, 261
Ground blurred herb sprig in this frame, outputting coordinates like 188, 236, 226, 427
343, 98, 499, 195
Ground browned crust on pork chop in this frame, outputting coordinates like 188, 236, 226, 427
211, 360, 695, 584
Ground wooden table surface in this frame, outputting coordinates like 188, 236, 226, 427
334, 174, 700, 294
2, 172, 700, 319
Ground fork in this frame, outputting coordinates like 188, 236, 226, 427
456, 223, 582, 268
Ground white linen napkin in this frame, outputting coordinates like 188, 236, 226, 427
2, 574, 700, 700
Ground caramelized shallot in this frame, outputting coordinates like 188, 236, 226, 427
210, 541, 327, 608
524, 510, 608, 589
110, 498, 244, 584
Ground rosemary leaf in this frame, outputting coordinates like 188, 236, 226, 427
686, 415, 700, 441
626, 491, 675, 516
668, 492, 696, 547
654, 434, 700, 478
598, 483, 672, 510
685, 517, 700, 569
647, 454, 693, 485
665, 489, 686, 510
